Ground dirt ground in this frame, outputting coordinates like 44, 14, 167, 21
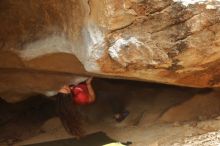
0, 78, 220, 146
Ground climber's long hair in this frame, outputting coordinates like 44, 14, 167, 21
56, 93, 84, 138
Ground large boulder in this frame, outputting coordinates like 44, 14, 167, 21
1, 0, 220, 101
85, 0, 220, 87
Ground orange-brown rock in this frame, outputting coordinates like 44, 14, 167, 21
1, 0, 220, 101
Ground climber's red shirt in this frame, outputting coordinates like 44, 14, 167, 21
70, 83, 92, 105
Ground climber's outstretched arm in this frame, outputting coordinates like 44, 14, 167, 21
86, 77, 96, 102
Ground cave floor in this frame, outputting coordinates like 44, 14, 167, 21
1, 79, 220, 146
24, 132, 115, 146
10, 117, 220, 146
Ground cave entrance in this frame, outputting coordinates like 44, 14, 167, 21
0, 78, 220, 146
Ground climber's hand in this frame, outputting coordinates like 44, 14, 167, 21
58, 85, 71, 94
86, 77, 93, 85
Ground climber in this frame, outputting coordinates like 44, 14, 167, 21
55, 77, 95, 138
55, 77, 129, 138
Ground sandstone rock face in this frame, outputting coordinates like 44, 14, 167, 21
87, 0, 220, 87
1, 0, 220, 101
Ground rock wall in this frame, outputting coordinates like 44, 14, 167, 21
86, 0, 220, 87
1, 0, 220, 101
0, 0, 89, 101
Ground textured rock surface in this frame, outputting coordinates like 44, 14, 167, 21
91, 0, 220, 87
171, 130, 220, 146
1, 0, 220, 101
160, 90, 220, 122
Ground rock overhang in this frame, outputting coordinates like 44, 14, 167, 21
1, 0, 220, 93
